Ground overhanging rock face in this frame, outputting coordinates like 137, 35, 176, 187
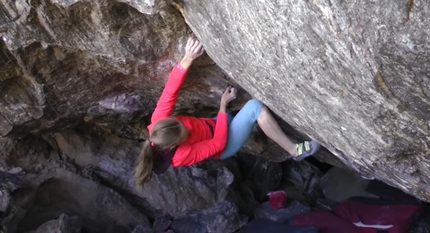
0, 0, 248, 137
179, 0, 430, 200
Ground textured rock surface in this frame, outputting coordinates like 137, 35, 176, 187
131, 224, 155, 233
32, 214, 82, 233
0, 188, 10, 214
53, 128, 247, 218
0, 172, 19, 213
170, 201, 248, 233
0, 0, 249, 138
180, 0, 430, 201
18, 168, 151, 233
408, 204, 430, 233
320, 167, 377, 202
281, 160, 324, 202
237, 153, 283, 201
0, 127, 280, 233
153, 215, 172, 232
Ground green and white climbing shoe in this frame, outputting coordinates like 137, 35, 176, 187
293, 140, 320, 161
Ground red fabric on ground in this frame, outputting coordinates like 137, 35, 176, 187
333, 199, 421, 233
293, 210, 364, 233
293, 198, 421, 233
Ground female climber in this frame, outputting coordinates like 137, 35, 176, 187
135, 38, 320, 186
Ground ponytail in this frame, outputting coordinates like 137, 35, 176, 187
135, 117, 188, 187
135, 140, 154, 187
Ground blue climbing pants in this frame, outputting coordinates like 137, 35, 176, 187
219, 99, 263, 159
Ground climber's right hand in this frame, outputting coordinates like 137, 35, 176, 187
221, 86, 237, 106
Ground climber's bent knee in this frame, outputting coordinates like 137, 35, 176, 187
219, 99, 263, 159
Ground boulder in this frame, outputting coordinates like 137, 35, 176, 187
153, 215, 172, 232
408, 204, 430, 233
320, 167, 377, 203
180, 0, 430, 201
53, 128, 247, 218
237, 153, 283, 201
281, 161, 324, 202
18, 169, 150, 233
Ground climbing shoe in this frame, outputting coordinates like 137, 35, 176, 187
293, 140, 320, 161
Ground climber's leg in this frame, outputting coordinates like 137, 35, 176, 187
220, 99, 321, 160
255, 104, 297, 156
220, 99, 263, 159
256, 105, 320, 161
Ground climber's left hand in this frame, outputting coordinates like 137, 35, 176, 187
180, 38, 205, 69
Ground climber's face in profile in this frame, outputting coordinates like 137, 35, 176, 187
151, 117, 189, 149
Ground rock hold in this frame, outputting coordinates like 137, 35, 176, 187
98, 94, 146, 114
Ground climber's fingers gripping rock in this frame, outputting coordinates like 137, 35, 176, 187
184, 38, 205, 61
221, 86, 237, 105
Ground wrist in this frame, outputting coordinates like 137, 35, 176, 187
180, 57, 193, 70
219, 102, 227, 112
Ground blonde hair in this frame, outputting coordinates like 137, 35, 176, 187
135, 117, 188, 186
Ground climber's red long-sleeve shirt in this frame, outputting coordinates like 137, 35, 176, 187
147, 63, 228, 167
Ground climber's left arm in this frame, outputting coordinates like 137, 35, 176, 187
150, 38, 205, 124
